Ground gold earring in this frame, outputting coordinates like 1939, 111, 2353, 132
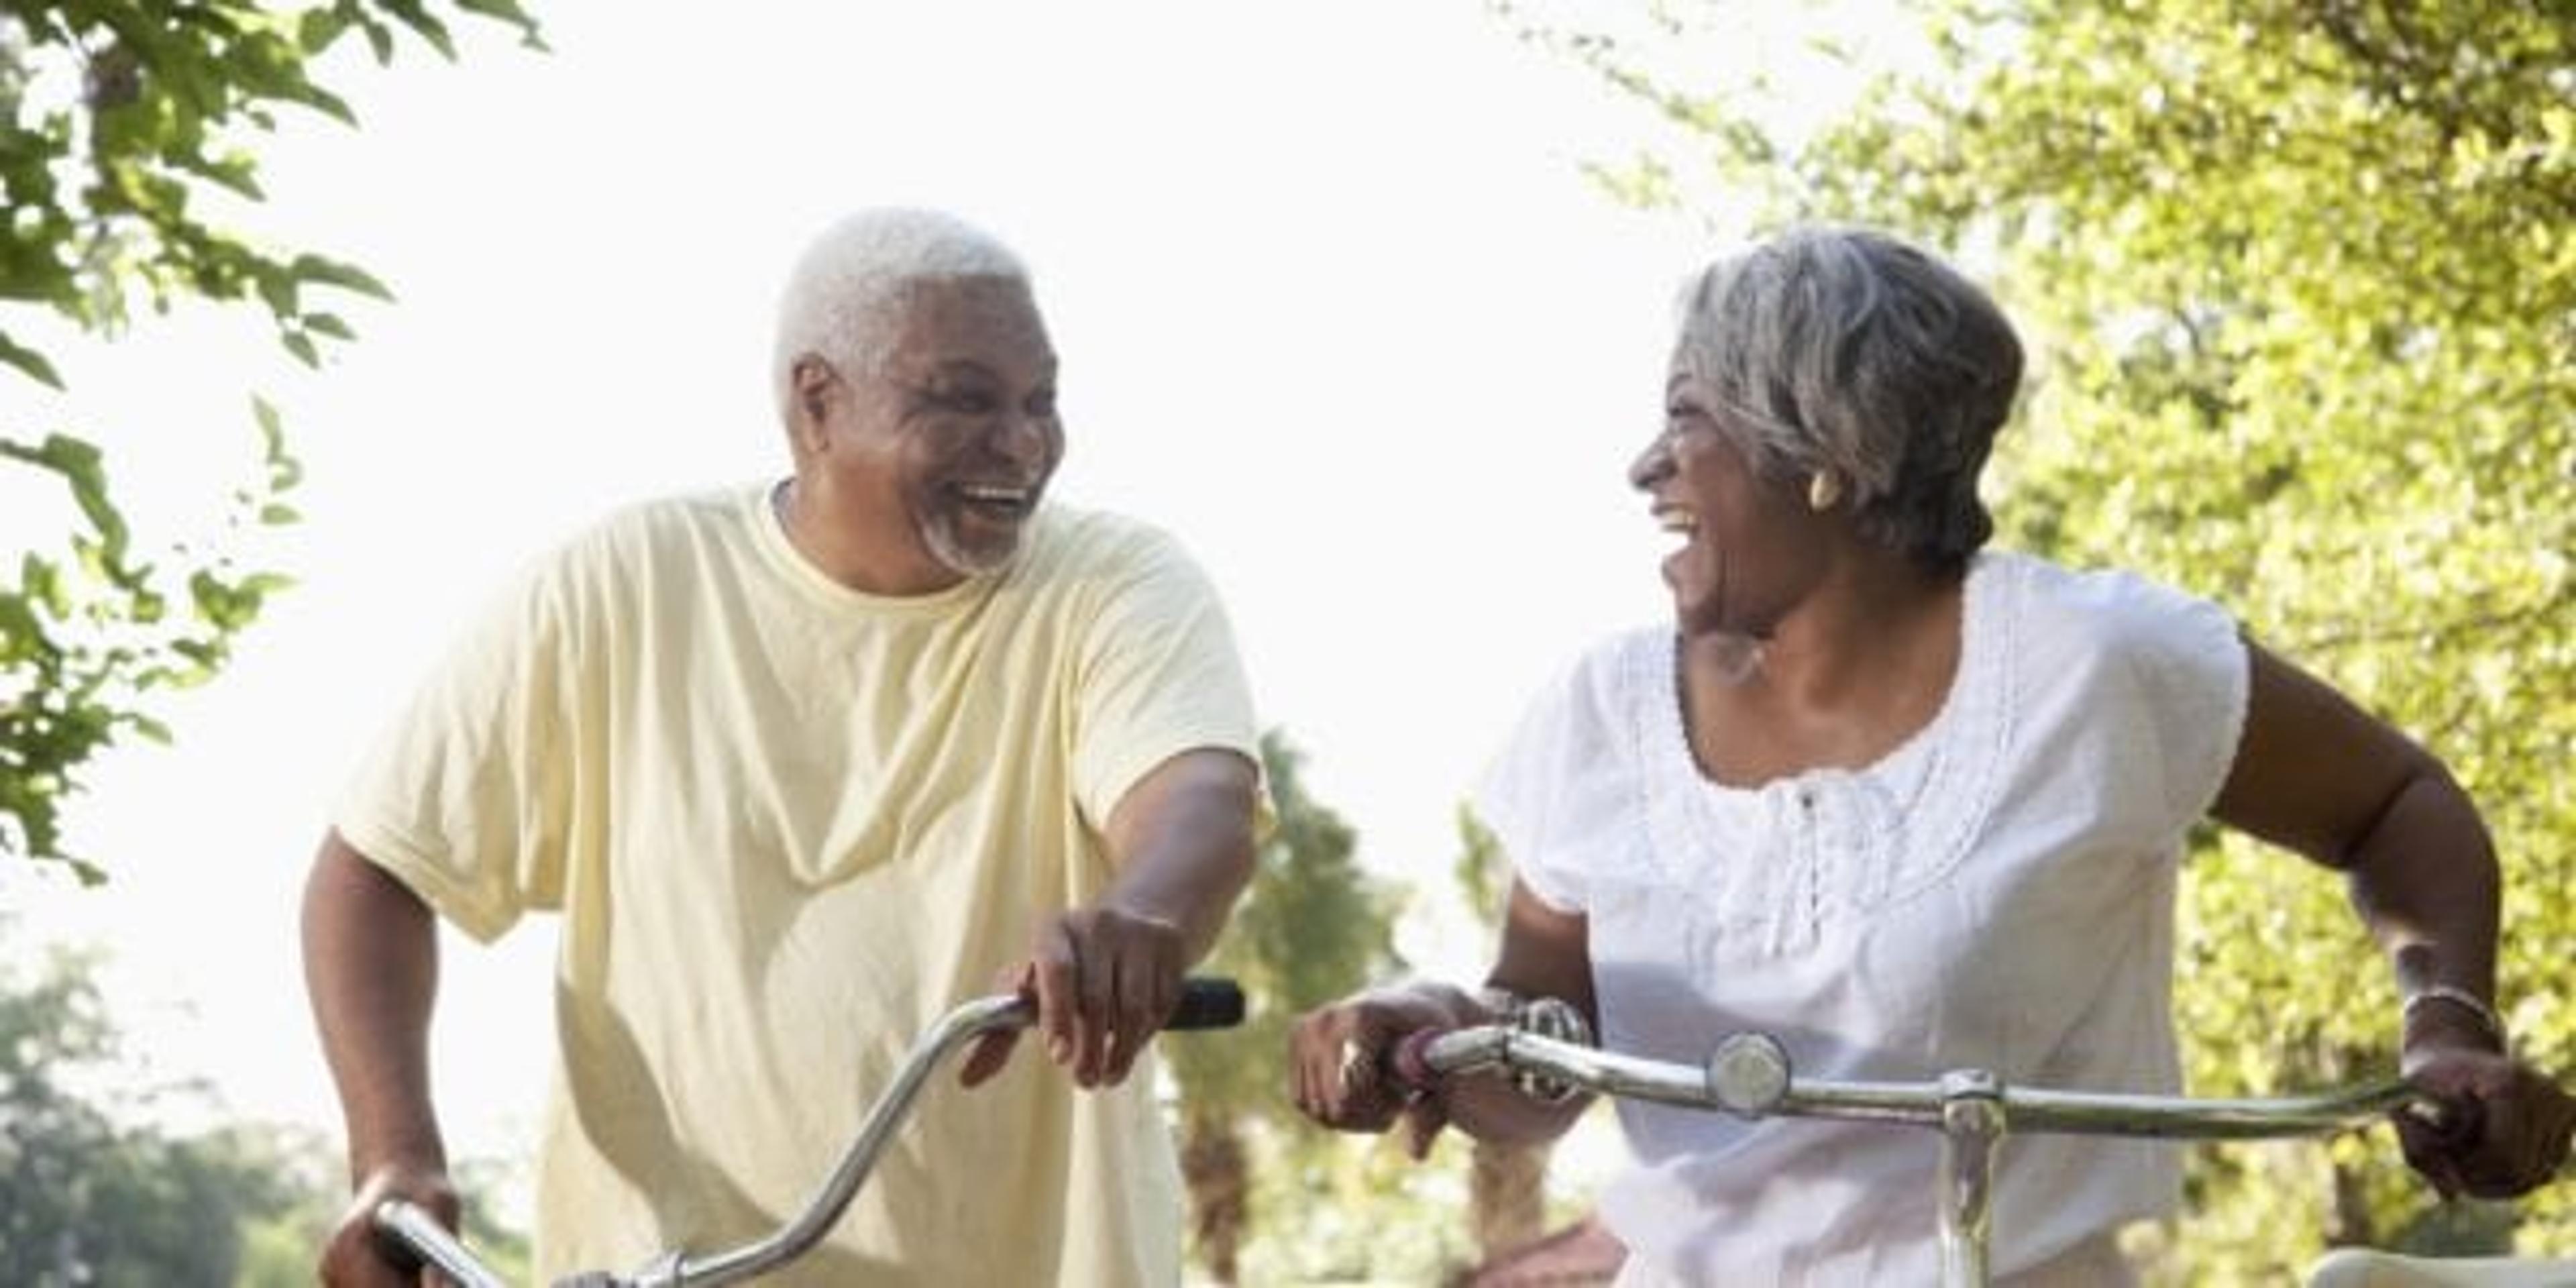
1807, 470, 1843, 512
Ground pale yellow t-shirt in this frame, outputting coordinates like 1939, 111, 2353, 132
336, 484, 1263, 1286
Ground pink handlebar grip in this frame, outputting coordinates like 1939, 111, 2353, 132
1391, 1026, 1448, 1092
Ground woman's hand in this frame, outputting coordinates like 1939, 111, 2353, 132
1289, 985, 1479, 1159
2396, 1035, 2576, 1200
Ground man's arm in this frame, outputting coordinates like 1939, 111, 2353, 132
303, 829, 460, 1285
960, 747, 1259, 1089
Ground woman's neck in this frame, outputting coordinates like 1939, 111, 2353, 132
1678, 556, 1968, 786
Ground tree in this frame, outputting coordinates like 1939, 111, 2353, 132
0, 943, 298, 1284
1, 0, 543, 882
1517, 0, 2572, 1275
0, 937, 529, 1285
1167, 729, 1407, 1283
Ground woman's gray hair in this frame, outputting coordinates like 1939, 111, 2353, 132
1672, 227, 2022, 573
772, 207, 1030, 417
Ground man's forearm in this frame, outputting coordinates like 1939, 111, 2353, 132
302, 832, 449, 1179
1102, 749, 1259, 963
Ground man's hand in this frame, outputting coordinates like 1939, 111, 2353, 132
319, 1159, 462, 1287
959, 904, 1188, 1090
959, 749, 1257, 1092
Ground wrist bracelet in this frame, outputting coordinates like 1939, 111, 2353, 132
1474, 986, 1593, 1105
2402, 985, 2508, 1050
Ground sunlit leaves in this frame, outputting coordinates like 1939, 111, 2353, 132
0, 2, 542, 879
1, 405, 305, 879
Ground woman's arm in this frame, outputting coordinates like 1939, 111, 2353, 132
2213, 642, 2570, 1196
2212, 643, 2498, 1045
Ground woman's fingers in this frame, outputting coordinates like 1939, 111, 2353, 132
1287, 1002, 1417, 1133
2399, 1054, 2576, 1198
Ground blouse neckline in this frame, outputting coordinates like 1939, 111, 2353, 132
1629, 553, 2020, 947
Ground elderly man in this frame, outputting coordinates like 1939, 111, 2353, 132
305, 208, 1264, 1285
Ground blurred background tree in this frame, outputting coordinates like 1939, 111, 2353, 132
0, 937, 530, 1285
1, 0, 541, 882
1507, 0, 2572, 1276
1169, 730, 1411, 1283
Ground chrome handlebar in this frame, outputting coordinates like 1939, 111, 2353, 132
1398, 1024, 2424, 1288
375, 977, 1245, 1288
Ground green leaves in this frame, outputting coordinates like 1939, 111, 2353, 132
0, 329, 66, 388
1, 1, 545, 881
1, 404, 307, 876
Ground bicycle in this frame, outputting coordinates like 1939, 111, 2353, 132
372, 976, 1245, 1288
1391, 1018, 2574, 1288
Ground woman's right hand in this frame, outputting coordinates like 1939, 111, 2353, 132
320, 1159, 463, 1287
1289, 984, 1479, 1159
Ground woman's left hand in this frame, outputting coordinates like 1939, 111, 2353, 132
2396, 1038, 2576, 1199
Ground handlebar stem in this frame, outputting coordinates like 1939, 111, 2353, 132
1936, 1071, 2006, 1288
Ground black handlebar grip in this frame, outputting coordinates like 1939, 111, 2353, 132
1167, 977, 1246, 1030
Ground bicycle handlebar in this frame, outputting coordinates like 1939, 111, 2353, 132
1397, 1025, 2422, 1138
1393, 1022, 2430, 1288
374, 976, 1244, 1288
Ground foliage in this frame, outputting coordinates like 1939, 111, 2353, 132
0, 936, 529, 1285
0, 0, 543, 881
1169, 729, 1409, 1281
0, 943, 301, 1284
1517, 0, 2573, 1275
1172, 731, 1405, 1117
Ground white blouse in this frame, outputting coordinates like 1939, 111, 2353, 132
1475, 552, 2249, 1285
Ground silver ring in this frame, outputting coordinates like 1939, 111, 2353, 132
1337, 1037, 1375, 1093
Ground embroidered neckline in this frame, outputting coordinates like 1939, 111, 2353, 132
1629, 555, 2021, 953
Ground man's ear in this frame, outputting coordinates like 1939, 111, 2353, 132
789, 355, 839, 451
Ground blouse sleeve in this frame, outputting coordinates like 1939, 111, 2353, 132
1473, 644, 1630, 916
2087, 570, 2253, 836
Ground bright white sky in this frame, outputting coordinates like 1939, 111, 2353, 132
0, 1, 1889, 1171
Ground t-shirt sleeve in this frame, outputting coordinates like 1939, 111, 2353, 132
1472, 655, 1606, 916
332, 552, 584, 943
1068, 527, 1267, 835
2095, 570, 2252, 837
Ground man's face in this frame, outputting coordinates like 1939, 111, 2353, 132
803, 276, 1063, 588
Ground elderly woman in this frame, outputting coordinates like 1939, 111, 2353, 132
1289, 228, 2573, 1285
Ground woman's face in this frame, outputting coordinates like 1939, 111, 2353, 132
1628, 366, 1831, 639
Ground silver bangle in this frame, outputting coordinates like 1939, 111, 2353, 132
1475, 986, 1593, 1105
2402, 985, 2508, 1049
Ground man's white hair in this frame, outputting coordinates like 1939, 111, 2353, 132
772, 207, 1030, 418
